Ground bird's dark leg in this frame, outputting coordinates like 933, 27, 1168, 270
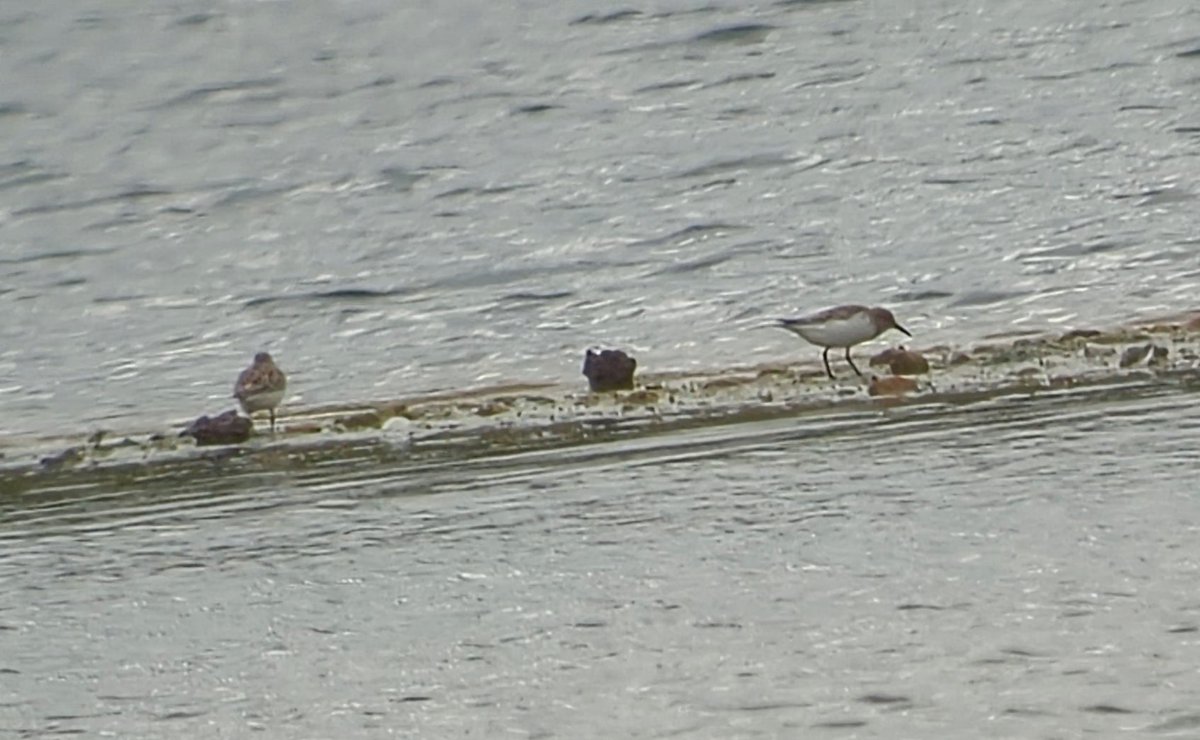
845, 347, 863, 378
269, 409, 276, 433
822, 347, 835, 379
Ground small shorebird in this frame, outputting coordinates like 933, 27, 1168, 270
234, 352, 287, 432
775, 305, 912, 379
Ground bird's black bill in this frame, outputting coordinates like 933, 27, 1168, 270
896, 323, 912, 337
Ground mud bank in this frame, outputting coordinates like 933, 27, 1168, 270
3, 315, 1199, 497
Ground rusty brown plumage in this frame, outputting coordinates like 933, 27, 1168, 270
233, 352, 287, 432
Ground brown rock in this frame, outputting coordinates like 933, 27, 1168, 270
335, 410, 384, 429
1060, 329, 1103, 342
182, 410, 253, 445
621, 389, 660, 405
868, 346, 930, 375
583, 348, 637, 392
1186, 315, 1200, 333
868, 375, 919, 397
474, 401, 510, 417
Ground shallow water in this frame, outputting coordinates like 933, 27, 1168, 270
4, 380, 1200, 737
2, 0, 1199, 438
4, 1, 1200, 737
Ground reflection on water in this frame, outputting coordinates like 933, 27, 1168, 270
3, 380, 1200, 736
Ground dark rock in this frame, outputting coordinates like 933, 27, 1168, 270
40, 446, 84, 470
181, 410, 253, 446
1118, 345, 1156, 369
1116, 343, 1168, 368
583, 349, 637, 392
1060, 329, 1103, 341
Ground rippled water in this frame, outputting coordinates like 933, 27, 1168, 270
5, 1, 1200, 737
2, 0, 1199, 437
4, 380, 1200, 737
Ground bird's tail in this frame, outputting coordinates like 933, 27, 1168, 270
750, 318, 794, 331
771, 317, 809, 332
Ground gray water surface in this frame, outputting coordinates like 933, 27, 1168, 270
2, 0, 1199, 437
4, 1, 1200, 738
4, 383, 1200, 737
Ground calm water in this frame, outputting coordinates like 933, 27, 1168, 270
4, 0, 1200, 737
4, 382, 1200, 737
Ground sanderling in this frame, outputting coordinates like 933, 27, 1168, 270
234, 351, 287, 432
775, 305, 912, 379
